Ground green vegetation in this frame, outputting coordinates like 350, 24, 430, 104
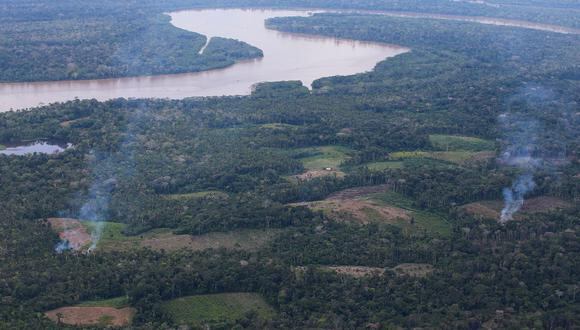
367, 192, 451, 236
81, 221, 282, 252
364, 161, 404, 170
294, 146, 352, 170
98, 315, 115, 327
1, 1, 579, 329
0, 10, 262, 82
77, 296, 130, 309
162, 293, 275, 326
389, 150, 479, 164
162, 190, 229, 201
260, 123, 300, 130
429, 134, 495, 151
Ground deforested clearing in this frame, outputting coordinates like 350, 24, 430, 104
140, 228, 282, 252
296, 199, 410, 224
461, 196, 574, 220
291, 185, 410, 224
162, 293, 275, 326
47, 218, 92, 251
45, 306, 136, 327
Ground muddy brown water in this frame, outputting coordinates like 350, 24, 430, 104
0, 8, 577, 112
0, 9, 408, 111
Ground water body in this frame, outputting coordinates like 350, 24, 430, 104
0, 9, 408, 111
0, 8, 577, 112
372, 11, 580, 34
0, 141, 71, 156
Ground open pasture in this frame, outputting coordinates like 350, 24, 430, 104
162, 293, 275, 326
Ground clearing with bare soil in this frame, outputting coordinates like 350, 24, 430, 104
293, 199, 410, 224
47, 218, 92, 251
45, 306, 136, 327
291, 184, 410, 224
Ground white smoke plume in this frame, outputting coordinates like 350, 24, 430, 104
497, 114, 541, 223
499, 173, 535, 223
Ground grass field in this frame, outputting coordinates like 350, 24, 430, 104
389, 150, 492, 165
429, 134, 494, 152
384, 135, 494, 167
81, 222, 280, 252
368, 191, 451, 236
162, 293, 275, 326
76, 297, 130, 309
294, 146, 352, 170
139, 228, 283, 252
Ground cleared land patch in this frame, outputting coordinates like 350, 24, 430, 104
47, 218, 92, 251
364, 161, 404, 171
292, 185, 450, 236
45, 306, 136, 327
294, 199, 410, 225
369, 191, 450, 236
297, 146, 352, 170
389, 150, 493, 165
292, 184, 411, 225
92, 223, 281, 253
429, 134, 494, 152
162, 293, 275, 327
290, 146, 351, 180
139, 229, 282, 252
49, 220, 280, 253
461, 196, 574, 221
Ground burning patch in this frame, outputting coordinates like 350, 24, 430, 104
47, 218, 92, 252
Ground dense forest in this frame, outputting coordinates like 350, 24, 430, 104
0, 0, 579, 329
0, 12, 262, 82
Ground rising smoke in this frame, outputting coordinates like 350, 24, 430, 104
498, 114, 541, 223
496, 81, 576, 223
78, 160, 117, 250
54, 104, 144, 253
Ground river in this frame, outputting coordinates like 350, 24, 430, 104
0, 9, 408, 112
0, 8, 577, 112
